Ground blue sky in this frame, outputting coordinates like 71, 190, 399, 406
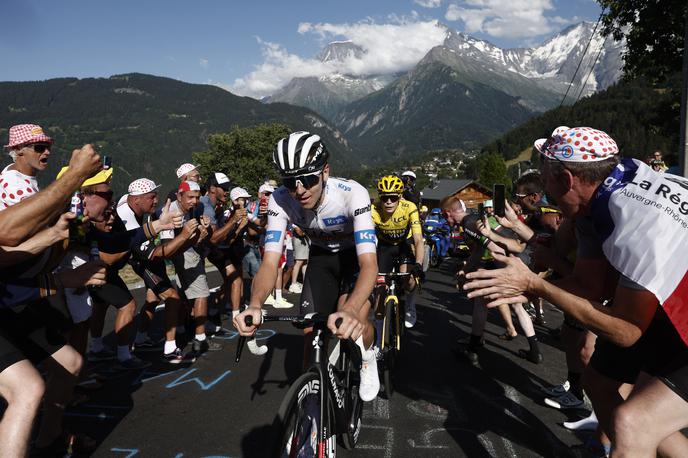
1, 0, 601, 98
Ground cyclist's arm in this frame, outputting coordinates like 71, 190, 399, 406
340, 184, 378, 314
250, 195, 289, 309
248, 250, 281, 309
340, 252, 377, 315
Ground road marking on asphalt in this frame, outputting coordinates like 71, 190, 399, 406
357, 424, 394, 458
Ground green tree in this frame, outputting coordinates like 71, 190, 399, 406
477, 152, 510, 191
193, 123, 290, 193
598, 0, 687, 83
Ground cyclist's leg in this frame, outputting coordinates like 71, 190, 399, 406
300, 247, 341, 367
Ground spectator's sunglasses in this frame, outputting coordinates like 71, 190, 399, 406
380, 194, 400, 203
84, 189, 114, 201
514, 192, 535, 199
29, 143, 51, 153
282, 172, 321, 192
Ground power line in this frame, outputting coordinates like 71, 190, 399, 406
574, 35, 608, 104
558, 12, 604, 108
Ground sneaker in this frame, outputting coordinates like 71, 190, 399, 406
133, 337, 163, 352
191, 338, 223, 354
264, 294, 275, 306
162, 348, 185, 364
359, 349, 380, 402
404, 302, 417, 328
544, 391, 584, 409
518, 348, 543, 364
541, 380, 570, 397
205, 321, 223, 335
288, 282, 303, 294
87, 348, 115, 362
272, 298, 294, 309
563, 411, 599, 431
247, 338, 268, 355
115, 356, 151, 371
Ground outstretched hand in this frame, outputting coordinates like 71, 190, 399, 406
463, 252, 536, 307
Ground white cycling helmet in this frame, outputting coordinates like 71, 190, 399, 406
401, 170, 417, 180
274, 131, 329, 177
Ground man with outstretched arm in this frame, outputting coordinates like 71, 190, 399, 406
234, 131, 380, 402
464, 126, 688, 457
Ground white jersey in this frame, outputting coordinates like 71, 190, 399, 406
264, 177, 376, 256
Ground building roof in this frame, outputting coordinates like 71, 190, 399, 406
420, 179, 488, 200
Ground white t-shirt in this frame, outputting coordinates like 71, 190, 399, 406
0, 164, 40, 210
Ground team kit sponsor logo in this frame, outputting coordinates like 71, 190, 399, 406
354, 229, 376, 244
323, 215, 347, 226
354, 205, 371, 216
337, 182, 352, 192
264, 230, 282, 243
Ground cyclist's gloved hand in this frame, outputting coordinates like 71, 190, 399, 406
411, 263, 425, 282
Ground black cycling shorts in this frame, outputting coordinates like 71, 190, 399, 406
0, 299, 69, 373
300, 246, 359, 315
131, 259, 174, 297
377, 241, 414, 273
90, 270, 134, 309
589, 307, 688, 401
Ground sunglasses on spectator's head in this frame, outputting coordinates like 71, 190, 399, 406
380, 194, 400, 203
282, 172, 321, 192
29, 143, 51, 153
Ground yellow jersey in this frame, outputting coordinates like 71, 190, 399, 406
372, 199, 422, 245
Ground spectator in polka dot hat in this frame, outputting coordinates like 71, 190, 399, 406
0, 124, 54, 210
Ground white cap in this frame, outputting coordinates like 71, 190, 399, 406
176, 163, 197, 179
128, 178, 161, 196
401, 170, 416, 179
178, 180, 201, 193
230, 187, 251, 201
214, 172, 230, 185
259, 183, 275, 194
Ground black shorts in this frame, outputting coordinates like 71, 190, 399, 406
90, 270, 134, 308
131, 259, 174, 297
377, 241, 414, 273
0, 300, 69, 373
300, 246, 359, 314
589, 307, 688, 401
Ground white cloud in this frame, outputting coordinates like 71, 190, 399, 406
444, 0, 570, 39
199, 58, 209, 69
413, 0, 442, 8
231, 18, 447, 98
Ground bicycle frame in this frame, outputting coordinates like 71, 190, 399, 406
236, 313, 362, 456
376, 270, 410, 351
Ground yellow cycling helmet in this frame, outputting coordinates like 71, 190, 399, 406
377, 175, 404, 194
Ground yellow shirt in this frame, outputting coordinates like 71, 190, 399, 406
372, 199, 422, 245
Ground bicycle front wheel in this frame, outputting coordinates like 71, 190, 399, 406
271, 371, 337, 457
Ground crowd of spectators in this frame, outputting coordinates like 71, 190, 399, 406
0, 123, 309, 456
444, 126, 688, 457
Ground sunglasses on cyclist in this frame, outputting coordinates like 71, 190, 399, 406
380, 194, 400, 203
282, 173, 321, 192
29, 143, 51, 153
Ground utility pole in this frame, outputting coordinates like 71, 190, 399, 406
680, 6, 688, 177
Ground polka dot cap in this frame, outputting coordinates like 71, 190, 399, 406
127, 178, 161, 196
534, 126, 619, 163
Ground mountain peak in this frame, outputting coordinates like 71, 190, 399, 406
316, 41, 366, 63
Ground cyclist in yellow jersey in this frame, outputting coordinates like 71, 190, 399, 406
372, 175, 424, 327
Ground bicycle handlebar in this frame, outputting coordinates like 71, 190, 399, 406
235, 313, 344, 363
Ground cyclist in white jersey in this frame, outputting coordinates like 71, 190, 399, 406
234, 131, 380, 401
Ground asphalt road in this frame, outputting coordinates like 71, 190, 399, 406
65, 258, 595, 457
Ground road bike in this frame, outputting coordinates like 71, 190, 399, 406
373, 260, 417, 399
236, 312, 363, 457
